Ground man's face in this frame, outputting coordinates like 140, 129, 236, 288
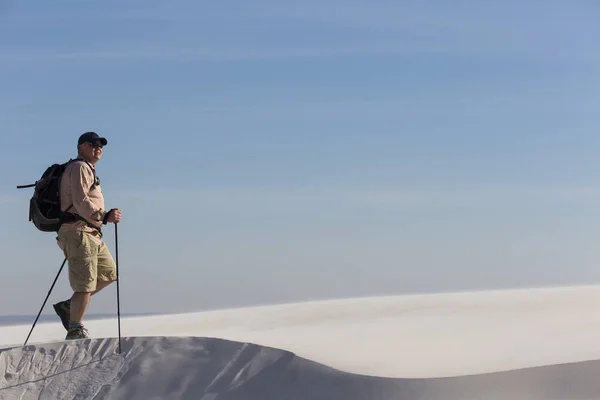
79, 141, 104, 163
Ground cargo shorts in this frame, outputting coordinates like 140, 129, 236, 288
56, 229, 117, 292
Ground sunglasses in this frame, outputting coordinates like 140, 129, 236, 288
84, 141, 104, 148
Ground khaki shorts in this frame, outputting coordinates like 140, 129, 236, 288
56, 229, 117, 292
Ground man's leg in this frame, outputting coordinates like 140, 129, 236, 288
65, 232, 98, 339
67, 279, 108, 324
91, 280, 112, 296
54, 233, 72, 330
69, 279, 112, 323
55, 231, 113, 336
54, 267, 107, 334
68, 234, 115, 337
94, 238, 117, 295
70, 291, 91, 322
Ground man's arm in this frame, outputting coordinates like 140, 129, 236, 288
69, 162, 105, 225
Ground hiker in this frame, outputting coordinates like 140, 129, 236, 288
52, 131, 122, 340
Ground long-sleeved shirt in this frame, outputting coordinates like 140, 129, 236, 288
58, 158, 106, 233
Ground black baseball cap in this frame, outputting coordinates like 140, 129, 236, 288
78, 131, 107, 146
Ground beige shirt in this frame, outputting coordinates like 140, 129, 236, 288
58, 158, 106, 233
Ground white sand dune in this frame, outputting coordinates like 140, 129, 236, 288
1, 285, 600, 399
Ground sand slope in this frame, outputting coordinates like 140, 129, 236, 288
1, 336, 599, 400
4, 285, 600, 379
2, 286, 600, 399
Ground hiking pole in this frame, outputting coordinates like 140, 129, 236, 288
24, 257, 67, 346
115, 222, 122, 354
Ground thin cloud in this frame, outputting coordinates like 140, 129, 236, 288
3, 1, 599, 65
2, 44, 417, 63
252, 0, 599, 34
110, 185, 600, 213
5, 39, 598, 66
249, 1, 600, 59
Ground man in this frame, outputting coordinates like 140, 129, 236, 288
52, 131, 122, 340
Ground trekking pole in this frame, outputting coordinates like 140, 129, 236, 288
24, 258, 67, 346
115, 222, 122, 354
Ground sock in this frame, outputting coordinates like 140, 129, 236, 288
69, 321, 83, 330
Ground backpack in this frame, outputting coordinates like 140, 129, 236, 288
17, 158, 98, 232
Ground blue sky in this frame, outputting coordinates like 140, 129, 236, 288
1, 0, 600, 318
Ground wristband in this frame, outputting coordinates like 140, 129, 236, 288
102, 209, 112, 225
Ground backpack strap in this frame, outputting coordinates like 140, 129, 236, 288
69, 158, 97, 189
77, 158, 99, 190
59, 208, 103, 236
58, 158, 103, 236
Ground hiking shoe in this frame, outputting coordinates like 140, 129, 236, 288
53, 299, 71, 331
65, 325, 89, 340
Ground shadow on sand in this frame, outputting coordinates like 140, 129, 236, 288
0, 336, 598, 400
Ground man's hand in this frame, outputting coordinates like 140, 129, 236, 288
106, 208, 122, 224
